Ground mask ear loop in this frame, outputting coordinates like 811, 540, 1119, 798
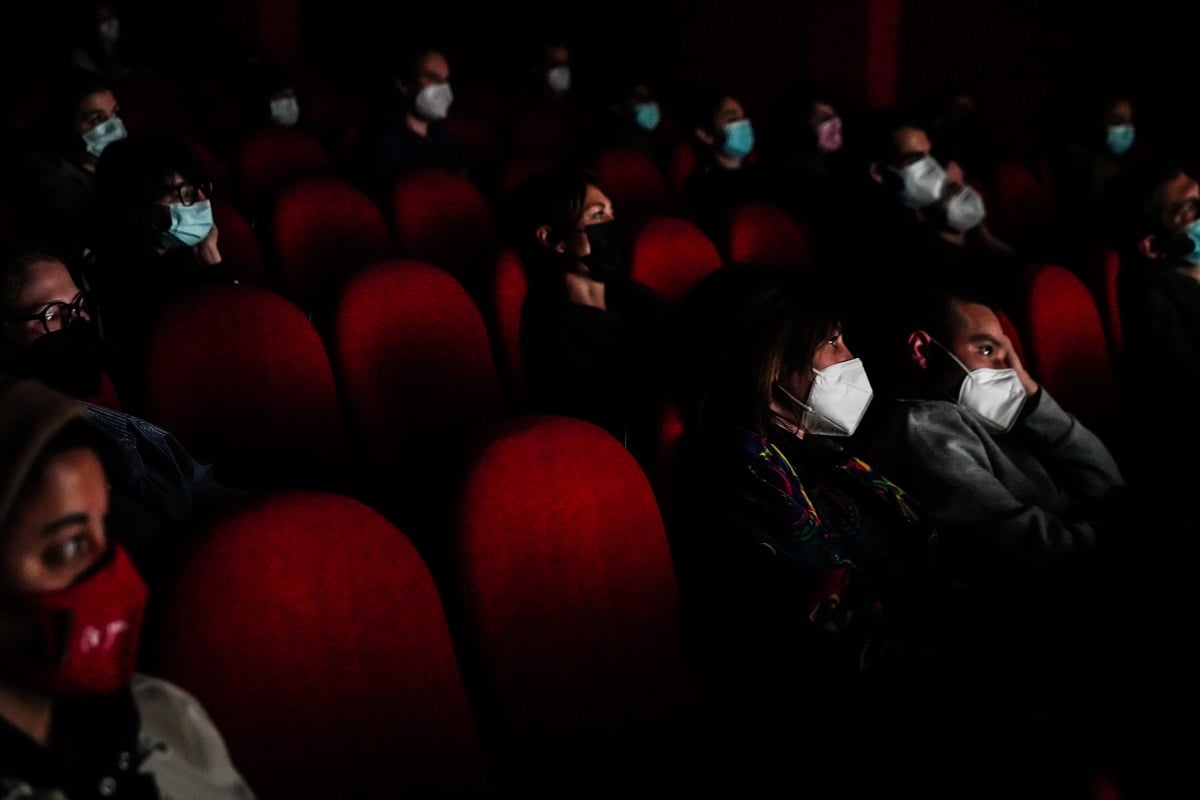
927, 336, 972, 402
771, 380, 818, 436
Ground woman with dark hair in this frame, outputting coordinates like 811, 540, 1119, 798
507, 166, 671, 465
681, 87, 765, 239
0, 376, 253, 797
83, 134, 231, 387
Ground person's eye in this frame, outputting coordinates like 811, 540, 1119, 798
979, 344, 994, 356
43, 533, 91, 569
42, 306, 60, 323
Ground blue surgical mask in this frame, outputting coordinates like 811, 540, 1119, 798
1185, 218, 1200, 265
721, 118, 754, 161
81, 116, 127, 158
161, 200, 214, 249
634, 101, 661, 132
1106, 124, 1135, 157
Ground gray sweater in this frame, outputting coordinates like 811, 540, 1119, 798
870, 390, 1125, 588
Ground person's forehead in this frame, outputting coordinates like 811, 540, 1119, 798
582, 183, 611, 209
716, 97, 744, 120
546, 45, 569, 63
18, 260, 78, 305
1159, 172, 1197, 209
894, 125, 931, 156
420, 52, 449, 77
79, 90, 116, 113
951, 300, 1002, 340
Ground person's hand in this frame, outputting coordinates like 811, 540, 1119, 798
1005, 334, 1040, 396
194, 223, 221, 266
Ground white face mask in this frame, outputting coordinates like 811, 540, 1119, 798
775, 357, 874, 437
546, 65, 571, 93
934, 340, 1027, 433
945, 184, 987, 232
98, 18, 120, 47
81, 115, 127, 158
414, 82, 453, 121
269, 96, 300, 127
892, 155, 946, 209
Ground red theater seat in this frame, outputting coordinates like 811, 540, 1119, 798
453, 415, 717, 796
510, 106, 574, 160
988, 159, 1055, 246
152, 492, 493, 800
270, 177, 393, 313
212, 204, 268, 287
333, 260, 503, 531
631, 216, 723, 303
142, 284, 347, 491
390, 167, 498, 292
491, 248, 528, 409
235, 127, 334, 215
1089, 246, 1125, 367
722, 200, 812, 270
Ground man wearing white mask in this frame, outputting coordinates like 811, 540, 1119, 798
867, 286, 1125, 597
859, 110, 1020, 305
351, 46, 469, 203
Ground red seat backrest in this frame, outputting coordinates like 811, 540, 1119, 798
631, 216, 723, 303
151, 491, 492, 799
453, 415, 712, 794
443, 113, 507, 171
1020, 263, 1117, 443
212, 204, 268, 287
592, 148, 671, 227
669, 141, 697, 208
1088, 246, 1124, 366
235, 127, 334, 215
333, 260, 503, 503
390, 167, 498, 288
142, 284, 347, 490
510, 106, 573, 159
988, 160, 1054, 242
270, 177, 393, 312
492, 248, 528, 409
723, 200, 812, 270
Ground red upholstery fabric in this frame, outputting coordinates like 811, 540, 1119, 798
1020, 263, 1117, 442
235, 127, 334, 214
498, 157, 554, 199
1089, 246, 1124, 365
723, 200, 812, 270
669, 142, 697, 208
510, 106, 573, 159
333, 260, 503, 497
996, 307, 1028, 368
212, 204, 268, 287
453, 416, 709, 794
492, 248, 527, 409
119, 73, 189, 136
988, 160, 1054, 243
443, 113, 507, 172
152, 492, 492, 800
592, 148, 670, 226
142, 284, 346, 490
390, 168, 498, 287
631, 216, 723, 303
271, 177, 393, 312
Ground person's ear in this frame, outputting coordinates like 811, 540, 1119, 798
868, 160, 886, 185
1138, 233, 1168, 261
694, 127, 715, 147
907, 330, 934, 369
536, 224, 566, 254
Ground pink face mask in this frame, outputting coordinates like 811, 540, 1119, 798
1, 545, 147, 696
816, 117, 843, 154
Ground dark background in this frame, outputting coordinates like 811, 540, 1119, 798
0, 0, 1193, 163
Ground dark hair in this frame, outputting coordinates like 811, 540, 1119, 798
680, 86, 735, 134
44, 68, 114, 149
689, 270, 845, 436
772, 82, 842, 152
0, 247, 72, 318
1105, 157, 1185, 257
504, 166, 607, 286
93, 134, 209, 247
391, 45, 446, 91
857, 107, 928, 166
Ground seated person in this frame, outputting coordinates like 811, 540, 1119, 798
681, 87, 765, 240
12, 69, 128, 250
921, 84, 993, 181
67, 1, 132, 82
350, 45, 468, 204
0, 375, 253, 797
1, 248, 244, 585
505, 167, 671, 467
855, 108, 1021, 306
594, 77, 669, 167
238, 56, 303, 132
1107, 159, 1200, 501
85, 134, 232, 387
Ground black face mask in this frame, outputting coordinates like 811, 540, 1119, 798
580, 220, 631, 283
10, 321, 108, 398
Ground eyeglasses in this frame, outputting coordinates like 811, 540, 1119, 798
163, 180, 214, 207
9, 293, 90, 334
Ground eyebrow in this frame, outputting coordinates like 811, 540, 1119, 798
43, 513, 88, 537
